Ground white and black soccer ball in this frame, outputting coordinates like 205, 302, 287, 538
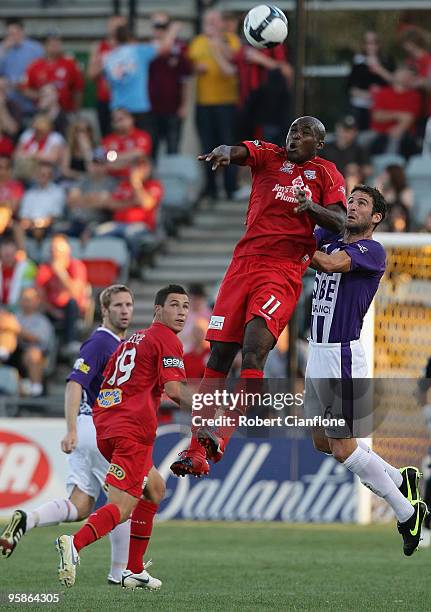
243, 5, 288, 49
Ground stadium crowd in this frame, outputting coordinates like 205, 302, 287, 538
0, 10, 431, 397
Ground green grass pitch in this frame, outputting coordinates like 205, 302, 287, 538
1, 521, 430, 611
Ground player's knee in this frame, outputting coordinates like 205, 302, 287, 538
143, 470, 166, 505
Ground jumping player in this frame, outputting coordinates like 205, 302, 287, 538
171, 115, 347, 477
55, 285, 200, 589
0, 285, 140, 585
306, 184, 427, 556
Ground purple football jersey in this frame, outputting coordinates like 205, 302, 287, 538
311, 229, 386, 343
66, 327, 121, 415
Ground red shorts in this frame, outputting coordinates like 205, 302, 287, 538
97, 436, 153, 499
206, 255, 305, 344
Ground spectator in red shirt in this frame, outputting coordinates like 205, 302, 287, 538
87, 15, 127, 136
0, 155, 24, 240
184, 318, 210, 379
236, 44, 293, 145
149, 12, 192, 158
22, 32, 84, 113
400, 28, 431, 119
14, 113, 66, 182
370, 66, 422, 159
95, 156, 163, 262
102, 108, 152, 179
36, 233, 88, 355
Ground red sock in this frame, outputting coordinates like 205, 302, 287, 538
218, 370, 263, 443
73, 503, 121, 552
189, 368, 228, 446
127, 500, 158, 574
240, 368, 264, 379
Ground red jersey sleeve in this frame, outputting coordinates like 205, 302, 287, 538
321, 163, 347, 209
70, 59, 85, 92
241, 140, 284, 170
157, 334, 186, 386
23, 61, 39, 89
36, 264, 52, 288
134, 130, 152, 156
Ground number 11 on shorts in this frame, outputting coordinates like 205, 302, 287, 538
261, 295, 281, 315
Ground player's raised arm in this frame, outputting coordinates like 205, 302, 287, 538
198, 144, 249, 170
311, 249, 352, 273
61, 380, 82, 453
294, 187, 346, 234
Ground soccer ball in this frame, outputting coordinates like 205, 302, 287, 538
243, 5, 288, 49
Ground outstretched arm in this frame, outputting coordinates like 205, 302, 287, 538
311, 250, 351, 273
294, 187, 346, 234
197, 144, 249, 170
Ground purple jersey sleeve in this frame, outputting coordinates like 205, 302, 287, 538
344, 239, 386, 275
314, 227, 341, 249
66, 337, 105, 390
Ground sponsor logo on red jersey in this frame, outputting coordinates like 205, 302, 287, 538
97, 388, 122, 408
162, 357, 185, 369
108, 463, 126, 480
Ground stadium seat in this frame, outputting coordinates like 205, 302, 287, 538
82, 237, 130, 282
370, 154, 406, 176
0, 365, 19, 396
406, 155, 431, 224
81, 259, 120, 288
156, 154, 203, 233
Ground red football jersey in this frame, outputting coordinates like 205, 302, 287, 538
0, 179, 24, 207
93, 322, 186, 444
102, 128, 152, 178
234, 140, 347, 262
24, 56, 84, 112
112, 178, 163, 229
371, 87, 422, 133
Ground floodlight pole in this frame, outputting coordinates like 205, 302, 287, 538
287, 0, 306, 381
293, 0, 306, 117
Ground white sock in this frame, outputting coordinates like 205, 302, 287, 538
343, 446, 414, 523
357, 440, 403, 488
108, 518, 130, 581
356, 440, 403, 488
27, 498, 79, 531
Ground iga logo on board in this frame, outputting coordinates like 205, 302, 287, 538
0, 431, 50, 508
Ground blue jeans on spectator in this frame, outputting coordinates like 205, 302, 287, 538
95, 221, 151, 260
152, 113, 182, 159
196, 104, 238, 199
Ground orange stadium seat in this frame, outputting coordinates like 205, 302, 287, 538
81, 259, 119, 288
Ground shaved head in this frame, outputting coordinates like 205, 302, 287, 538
292, 116, 326, 142
286, 116, 326, 163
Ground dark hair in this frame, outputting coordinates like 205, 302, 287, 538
0, 235, 17, 249
6, 18, 23, 28
188, 283, 206, 297
100, 284, 133, 309
351, 184, 387, 225
385, 164, 407, 194
155, 284, 188, 306
400, 27, 430, 51
115, 25, 131, 44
